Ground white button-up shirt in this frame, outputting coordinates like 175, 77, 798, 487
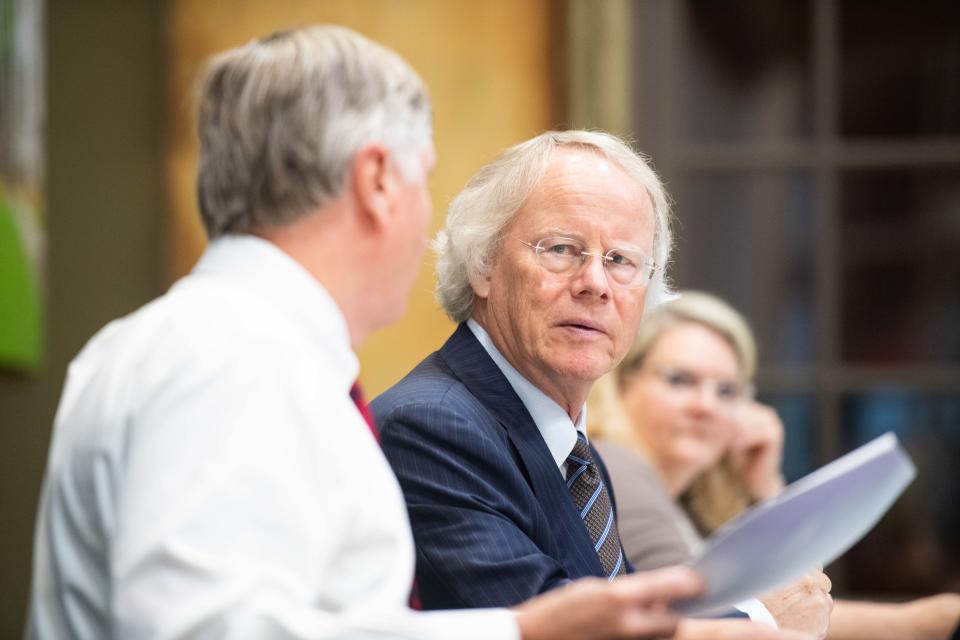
27, 235, 517, 640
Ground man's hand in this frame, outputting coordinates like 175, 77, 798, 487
514, 566, 703, 640
729, 401, 786, 500
761, 571, 834, 639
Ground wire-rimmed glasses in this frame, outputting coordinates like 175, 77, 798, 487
520, 236, 659, 289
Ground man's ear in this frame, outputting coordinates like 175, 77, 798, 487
350, 143, 395, 230
468, 268, 492, 299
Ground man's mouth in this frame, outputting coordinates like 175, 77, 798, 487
557, 320, 606, 335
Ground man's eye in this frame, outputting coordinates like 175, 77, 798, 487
607, 252, 634, 267
547, 243, 578, 256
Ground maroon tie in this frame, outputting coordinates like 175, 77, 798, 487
348, 381, 421, 610
349, 382, 380, 443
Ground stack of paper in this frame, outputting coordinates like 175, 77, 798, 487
677, 432, 916, 617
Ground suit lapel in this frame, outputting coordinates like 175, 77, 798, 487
438, 323, 604, 578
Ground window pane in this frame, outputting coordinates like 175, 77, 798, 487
839, 392, 960, 594
840, 0, 960, 137
840, 168, 960, 364
757, 392, 817, 483
681, 0, 814, 141
674, 171, 816, 364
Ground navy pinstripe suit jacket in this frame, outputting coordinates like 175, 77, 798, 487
372, 323, 632, 610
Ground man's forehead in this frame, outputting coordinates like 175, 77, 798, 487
513, 154, 653, 232
536, 149, 648, 201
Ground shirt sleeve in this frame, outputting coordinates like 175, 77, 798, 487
734, 599, 779, 628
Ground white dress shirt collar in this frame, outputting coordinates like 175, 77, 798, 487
192, 234, 358, 392
467, 319, 585, 470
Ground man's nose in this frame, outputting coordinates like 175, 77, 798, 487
571, 253, 611, 299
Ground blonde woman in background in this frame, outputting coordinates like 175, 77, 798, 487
588, 290, 960, 640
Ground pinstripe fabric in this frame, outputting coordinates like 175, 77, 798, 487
565, 433, 626, 579
372, 323, 632, 610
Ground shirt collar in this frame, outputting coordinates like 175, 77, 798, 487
467, 319, 586, 469
191, 234, 359, 393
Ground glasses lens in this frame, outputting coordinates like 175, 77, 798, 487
604, 249, 643, 286
536, 237, 583, 273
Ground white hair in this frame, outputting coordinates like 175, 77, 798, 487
434, 130, 675, 322
196, 25, 432, 238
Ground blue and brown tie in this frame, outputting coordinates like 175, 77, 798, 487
565, 432, 627, 579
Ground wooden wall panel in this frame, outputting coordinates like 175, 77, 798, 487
166, 0, 557, 395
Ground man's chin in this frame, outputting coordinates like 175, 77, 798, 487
550, 356, 613, 386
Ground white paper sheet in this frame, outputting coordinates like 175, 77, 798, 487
676, 432, 916, 617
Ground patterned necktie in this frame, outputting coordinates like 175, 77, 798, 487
565, 432, 627, 579
348, 381, 422, 609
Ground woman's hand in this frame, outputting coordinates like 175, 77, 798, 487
728, 401, 786, 501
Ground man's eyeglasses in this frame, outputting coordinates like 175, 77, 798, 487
520, 236, 659, 289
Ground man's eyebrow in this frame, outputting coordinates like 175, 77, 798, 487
540, 229, 581, 239
534, 229, 648, 252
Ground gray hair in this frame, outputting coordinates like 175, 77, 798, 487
196, 25, 432, 238
434, 130, 674, 323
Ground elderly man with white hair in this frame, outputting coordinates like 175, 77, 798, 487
373, 130, 830, 640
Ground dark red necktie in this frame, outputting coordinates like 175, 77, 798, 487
349, 382, 380, 443
348, 381, 421, 610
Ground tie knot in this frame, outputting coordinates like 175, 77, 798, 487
567, 432, 594, 467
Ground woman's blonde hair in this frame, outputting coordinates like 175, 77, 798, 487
587, 290, 760, 535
